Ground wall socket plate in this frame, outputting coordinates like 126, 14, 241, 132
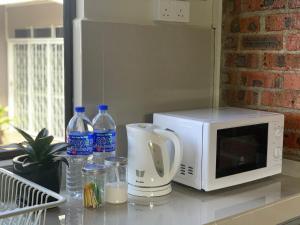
154, 0, 190, 23
173, 0, 190, 22
155, 0, 173, 21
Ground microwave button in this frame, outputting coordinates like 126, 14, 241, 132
274, 147, 282, 159
275, 128, 283, 137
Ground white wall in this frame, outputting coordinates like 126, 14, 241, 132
0, 6, 8, 106
74, 0, 223, 155
77, 0, 213, 28
6, 3, 62, 37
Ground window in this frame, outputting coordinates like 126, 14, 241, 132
8, 28, 65, 139
0, 0, 75, 160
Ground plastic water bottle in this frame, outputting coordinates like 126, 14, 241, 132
92, 104, 117, 162
66, 106, 93, 199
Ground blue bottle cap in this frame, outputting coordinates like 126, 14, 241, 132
99, 104, 108, 111
75, 106, 85, 113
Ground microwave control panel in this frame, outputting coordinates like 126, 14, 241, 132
269, 117, 284, 164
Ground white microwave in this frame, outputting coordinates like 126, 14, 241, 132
153, 107, 284, 191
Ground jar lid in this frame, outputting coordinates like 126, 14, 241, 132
104, 157, 127, 167
82, 163, 107, 175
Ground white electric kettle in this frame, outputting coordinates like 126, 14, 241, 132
126, 123, 182, 197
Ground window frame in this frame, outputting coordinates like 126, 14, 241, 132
63, 0, 76, 130
0, 0, 76, 161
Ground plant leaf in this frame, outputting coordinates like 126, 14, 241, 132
52, 156, 69, 167
35, 128, 49, 140
48, 143, 69, 155
31, 135, 54, 161
23, 145, 38, 161
14, 126, 34, 144
6, 126, 69, 167
22, 157, 30, 165
22, 160, 39, 168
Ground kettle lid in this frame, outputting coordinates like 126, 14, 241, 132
126, 123, 159, 131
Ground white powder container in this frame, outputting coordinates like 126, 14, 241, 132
104, 157, 128, 204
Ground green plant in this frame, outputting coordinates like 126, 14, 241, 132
0, 105, 10, 131
1, 127, 69, 168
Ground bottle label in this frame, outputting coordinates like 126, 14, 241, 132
94, 130, 116, 152
67, 133, 94, 155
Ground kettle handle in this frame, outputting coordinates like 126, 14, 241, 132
153, 129, 183, 180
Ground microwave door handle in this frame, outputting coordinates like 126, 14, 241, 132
153, 129, 183, 180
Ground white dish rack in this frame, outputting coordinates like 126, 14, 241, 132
0, 168, 65, 225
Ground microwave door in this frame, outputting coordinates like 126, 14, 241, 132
216, 123, 268, 179
202, 122, 271, 191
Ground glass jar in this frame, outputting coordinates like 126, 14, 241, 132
104, 157, 128, 204
82, 163, 107, 208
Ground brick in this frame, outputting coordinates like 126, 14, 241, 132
225, 53, 259, 68
240, 16, 260, 32
261, 90, 300, 109
237, 90, 246, 102
286, 54, 300, 69
283, 74, 300, 90
230, 18, 240, 33
261, 91, 275, 106
284, 131, 300, 149
241, 0, 286, 12
237, 90, 259, 105
222, 71, 239, 85
286, 34, 300, 51
240, 71, 282, 88
264, 53, 300, 70
223, 35, 239, 50
264, 53, 286, 70
289, 0, 300, 8
279, 90, 299, 108
265, 13, 300, 31
221, 0, 300, 162
222, 89, 237, 104
246, 90, 259, 105
223, 0, 242, 15
241, 35, 283, 50
222, 89, 259, 105
284, 113, 300, 129
231, 16, 260, 33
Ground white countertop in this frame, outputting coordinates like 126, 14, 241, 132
45, 174, 300, 225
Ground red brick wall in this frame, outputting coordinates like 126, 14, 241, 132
221, 0, 300, 160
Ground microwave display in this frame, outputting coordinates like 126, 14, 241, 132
216, 123, 268, 178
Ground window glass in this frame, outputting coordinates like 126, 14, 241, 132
216, 123, 268, 178
0, 2, 64, 150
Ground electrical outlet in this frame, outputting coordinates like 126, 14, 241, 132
172, 0, 190, 23
154, 0, 190, 23
154, 0, 173, 22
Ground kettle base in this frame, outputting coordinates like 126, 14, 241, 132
128, 184, 172, 197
